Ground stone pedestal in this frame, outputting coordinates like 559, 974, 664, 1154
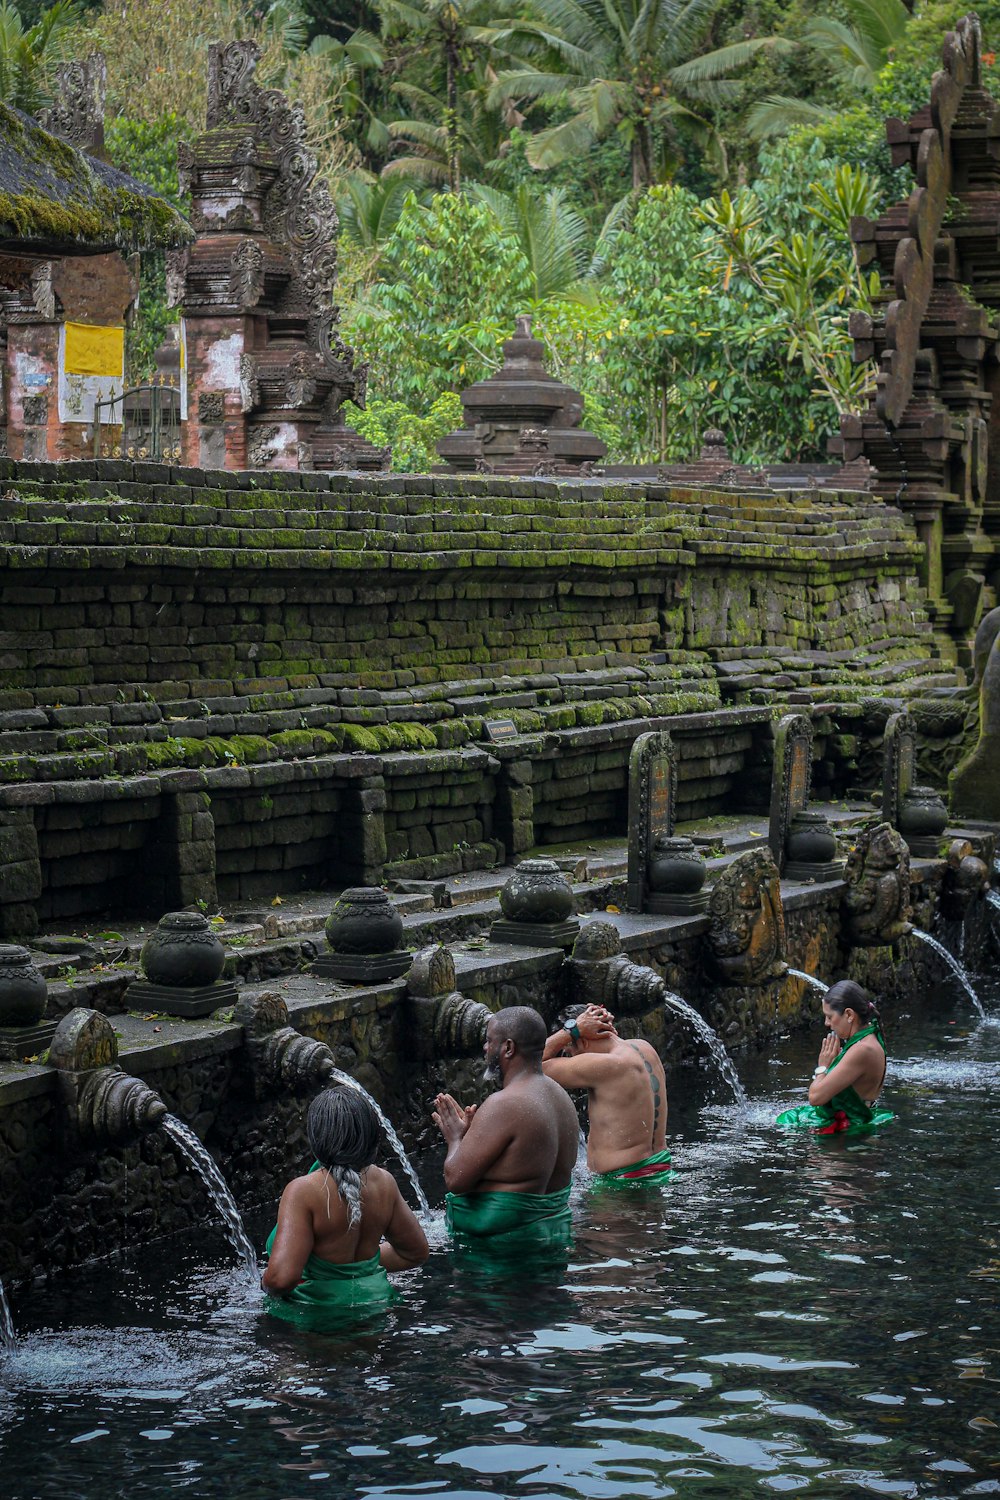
124, 977, 238, 1019
488, 917, 581, 950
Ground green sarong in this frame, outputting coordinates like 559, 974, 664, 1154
593, 1148, 677, 1187
777, 1022, 894, 1136
445, 1187, 572, 1255
263, 1226, 397, 1330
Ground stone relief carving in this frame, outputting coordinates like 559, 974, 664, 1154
39, 55, 107, 154
198, 392, 225, 425
707, 847, 787, 984
229, 239, 265, 307
842, 822, 912, 946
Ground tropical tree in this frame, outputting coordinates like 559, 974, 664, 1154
697, 159, 883, 414
0, 0, 81, 115
489, 0, 793, 188
382, 56, 524, 185
375, 0, 526, 190
747, 0, 911, 138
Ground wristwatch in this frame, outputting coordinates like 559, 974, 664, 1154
566, 1021, 581, 1042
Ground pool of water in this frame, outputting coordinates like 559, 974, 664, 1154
2, 983, 998, 1500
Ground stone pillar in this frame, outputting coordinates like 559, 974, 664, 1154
492, 756, 535, 857
0, 810, 41, 938
149, 790, 218, 911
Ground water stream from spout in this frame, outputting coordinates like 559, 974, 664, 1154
161, 1116, 258, 1275
0, 1278, 15, 1351
663, 993, 747, 1103
909, 929, 985, 1018
987, 889, 1000, 915
325, 1069, 430, 1215
787, 968, 828, 996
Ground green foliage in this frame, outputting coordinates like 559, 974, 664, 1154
341, 391, 464, 470
0, 0, 80, 113
345, 191, 533, 401
105, 113, 190, 382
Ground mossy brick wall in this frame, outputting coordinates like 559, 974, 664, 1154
0, 459, 952, 925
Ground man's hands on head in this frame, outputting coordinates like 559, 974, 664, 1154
576, 1005, 614, 1041
432, 1092, 477, 1145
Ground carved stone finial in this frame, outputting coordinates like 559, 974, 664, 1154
406, 944, 456, 999
405, 946, 491, 1057
707, 847, 787, 983
40, 54, 107, 157
49, 1007, 167, 1142
842, 822, 912, 946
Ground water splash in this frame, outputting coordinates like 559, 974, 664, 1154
161, 1116, 258, 1276
788, 968, 828, 996
987, 890, 1000, 914
663, 993, 747, 1103
325, 1070, 430, 1215
0, 1279, 15, 1351
909, 929, 985, 1018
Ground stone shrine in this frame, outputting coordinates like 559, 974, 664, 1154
436, 314, 606, 474
767, 713, 841, 881
626, 730, 707, 913
170, 40, 387, 472
0, 57, 189, 461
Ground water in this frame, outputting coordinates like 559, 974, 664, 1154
2, 990, 997, 1499
0, 1281, 14, 1352
326, 1069, 431, 1215
160, 1116, 259, 1277
664, 991, 747, 1103
988, 889, 1000, 913
788, 967, 829, 995
910, 928, 986, 1018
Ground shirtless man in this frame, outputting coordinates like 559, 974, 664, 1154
433, 1006, 580, 1251
542, 1004, 675, 1185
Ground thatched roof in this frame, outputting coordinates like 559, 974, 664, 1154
0, 103, 192, 257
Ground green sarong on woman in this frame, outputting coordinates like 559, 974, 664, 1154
593, 1148, 677, 1187
446, 1186, 572, 1256
776, 1022, 894, 1136
263, 1225, 397, 1330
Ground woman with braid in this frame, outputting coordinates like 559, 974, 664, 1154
263, 1088, 428, 1326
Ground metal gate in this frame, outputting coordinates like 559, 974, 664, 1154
93, 378, 182, 462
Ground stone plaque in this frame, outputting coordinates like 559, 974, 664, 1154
626, 730, 676, 911
484, 719, 518, 743
767, 713, 813, 874
882, 711, 917, 830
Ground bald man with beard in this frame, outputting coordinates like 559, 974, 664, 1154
432, 1005, 580, 1255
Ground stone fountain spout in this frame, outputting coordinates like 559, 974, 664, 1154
234, 991, 337, 1097
842, 821, 912, 946
49, 1008, 168, 1143
562, 920, 667, 1016
405, 945, 492, 1060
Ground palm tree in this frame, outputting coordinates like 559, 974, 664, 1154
469, 180, 634, 299
489, 0, 792, 188
381, 57, 524, 185
0, 0, 81, 115
747, 0, 910, 139
375, 0, 527, 190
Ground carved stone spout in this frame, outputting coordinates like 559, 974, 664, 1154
562, 920, 668, 1016
842, 821, 912, 946
234, 991, 337, 1098
49, 1008, 167, 1143
941, 838, 990, 923
706, 848, 787, 984
405, 945, 492, 1060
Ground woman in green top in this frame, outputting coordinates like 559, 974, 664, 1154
263, 1088, 429, 1327
777, 980, 893, 1136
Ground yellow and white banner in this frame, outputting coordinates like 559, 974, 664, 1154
58, 321, 125, 423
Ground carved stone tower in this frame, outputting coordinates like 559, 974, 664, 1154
171, 40, 388, 472
839, 15, 1000, 664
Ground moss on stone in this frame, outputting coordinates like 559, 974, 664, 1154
0, 102, 191, 254
341, 723, 381, 753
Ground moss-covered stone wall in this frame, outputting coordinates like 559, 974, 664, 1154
0, 458, 964, 927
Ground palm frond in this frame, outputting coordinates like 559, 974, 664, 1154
746, 94, 837, 140
525, 110, 599, 169
669, 36, 795, 87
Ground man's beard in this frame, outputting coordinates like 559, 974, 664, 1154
483, 1057, 502, 1085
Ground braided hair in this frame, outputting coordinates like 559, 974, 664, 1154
306, 1087, 381, 1229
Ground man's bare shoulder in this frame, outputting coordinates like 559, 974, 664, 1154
622, 1037, 664, 1068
